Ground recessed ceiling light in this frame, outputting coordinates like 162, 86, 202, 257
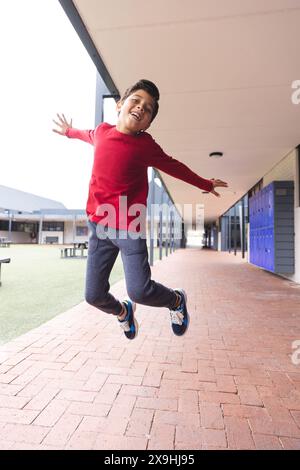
209, 151, 223, 158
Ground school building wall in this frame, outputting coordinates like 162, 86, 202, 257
0, 230, 32, 244
63, 221, 88, 245
261, 148, 300, 283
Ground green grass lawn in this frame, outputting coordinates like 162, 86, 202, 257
0, 244, 169, 346
0, 244, 125, 346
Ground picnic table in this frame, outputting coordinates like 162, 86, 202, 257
0, 237, 11, 248
60, 245, 88, 259
0, 258, 11, 286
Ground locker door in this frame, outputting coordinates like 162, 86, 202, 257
266, 184, 272, 227
262, 229, 266, 269
261, 188, 266, 229
269, 183, 274, 229
257, 192, 261, 229
257, 230, 261, 267
260, 191, 264, 229
265, 228, 270, 270
253, 230, 256, 265
269, 227, 275, 272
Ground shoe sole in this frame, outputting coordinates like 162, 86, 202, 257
173, 288, 190, 336
125, 300, 139, 340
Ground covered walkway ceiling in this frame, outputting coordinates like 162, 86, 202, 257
62, 0, 300, 222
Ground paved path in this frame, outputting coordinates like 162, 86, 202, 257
0, 248, 300, 450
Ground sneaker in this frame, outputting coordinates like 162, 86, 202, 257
169, 289, 189, 336
118, 299, 138, 340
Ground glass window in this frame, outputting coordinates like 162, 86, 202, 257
103, 96, 118, 124
42, 222, 64, 232
76, 226, 88, 236
11, 222, 36, 232
0, 220, 9, 230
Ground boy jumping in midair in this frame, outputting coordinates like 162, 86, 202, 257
53, 79, 228, 340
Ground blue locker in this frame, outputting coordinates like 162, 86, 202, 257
264, 229, 268, 270
257, 193, 261, 229
252, 194, 256, 229
248, 181, 294, 274
259, 191, 263, 228
252, 230, 256, 265
260, 230, 264, 267
262, 187, 267, 228
265, 228, 270, 270
268, 227, 274, 272
266, 229, 270, 269
257, 230, 261, 267
252, 196, 255, 227
254, 193, 258, 228
259, 190, 262, 228
261, 229, 265, 268
268, 184, 274, 227
261, 230, 265, 268
251, 230, 255, 265
266, 184, 272, 227
261, 189, 265, 228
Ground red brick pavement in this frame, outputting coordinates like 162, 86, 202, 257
0, 249, 300, 450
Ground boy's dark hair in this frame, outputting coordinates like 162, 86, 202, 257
120, 79, 160, 122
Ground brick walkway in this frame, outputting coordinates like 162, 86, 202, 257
0, 248, 300, 450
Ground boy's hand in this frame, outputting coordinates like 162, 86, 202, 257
210, 178, 228, 197
52, 113, 72, 136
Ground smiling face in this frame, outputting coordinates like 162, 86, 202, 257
116, 89, 155, 135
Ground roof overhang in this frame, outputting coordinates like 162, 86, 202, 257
59, 0, 300, 223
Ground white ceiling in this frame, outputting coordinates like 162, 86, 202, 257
73, 0, 300, 222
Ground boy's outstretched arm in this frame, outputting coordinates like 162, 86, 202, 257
52, 113, 72, 135
209, 179, 228, 198
52, 113, 95, 145
144, 135, 228, 197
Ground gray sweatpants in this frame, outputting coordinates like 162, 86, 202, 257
85, 220, 177, 315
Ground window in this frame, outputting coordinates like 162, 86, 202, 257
76, 226, 88, 236
42, 222, 64, 232
0, 220, 9, 230
103, 96, 118, 124
11, 222, 36, 232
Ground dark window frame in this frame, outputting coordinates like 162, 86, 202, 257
0, 220, 9, 231
42, 221, 64, 232
297, 145, 300, 207
76, 226, 88, 237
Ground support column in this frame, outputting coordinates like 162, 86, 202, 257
159, 210, 163, 260
38, 217, 43, 245
241, 198, 245, 259
8, 211, 12, 240
228, 213, 231, 253
149, 168, 155, 266
234, 204, 237, 256
72, 215, 76, 244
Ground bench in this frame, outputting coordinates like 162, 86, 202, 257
60, 247, 88, 259
0, 237, 11, 248
0, 258, 11, 286
73, 242, 88, 249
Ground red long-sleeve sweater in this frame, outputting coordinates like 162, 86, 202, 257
66, 123, 213, 230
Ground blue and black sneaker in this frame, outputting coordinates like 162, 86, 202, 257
169, 289, 189, 336
118, 299, 138, 340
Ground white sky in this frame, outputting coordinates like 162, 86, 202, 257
0, 0, 117, 209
